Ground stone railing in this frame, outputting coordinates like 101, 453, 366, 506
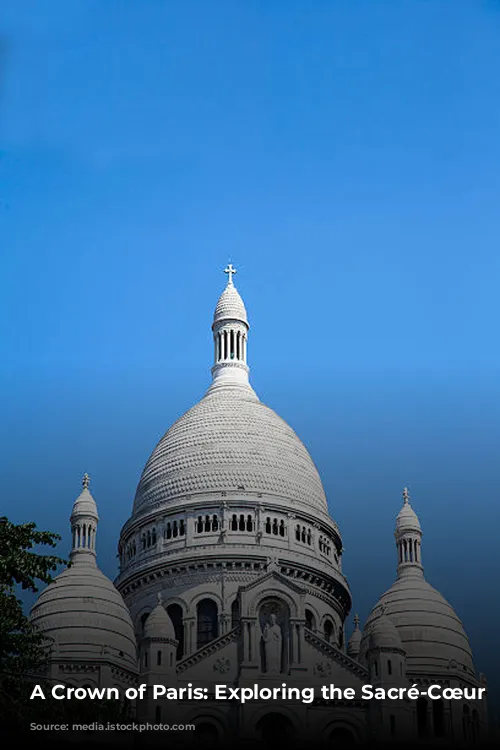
305, 628, 369, 679
177, 626, 240, 674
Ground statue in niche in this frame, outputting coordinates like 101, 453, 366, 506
262, 613, 283, 674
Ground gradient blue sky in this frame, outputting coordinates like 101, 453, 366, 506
1, 0, 500, 706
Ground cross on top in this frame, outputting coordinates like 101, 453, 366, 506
402, 487, 410, 504
82, 473, 90, 490
224, 263, 237, 285
354, 613, 360, 628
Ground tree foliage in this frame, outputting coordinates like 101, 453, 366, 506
0, 516, 66, 724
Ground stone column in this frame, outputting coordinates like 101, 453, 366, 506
183, 616, 196, 656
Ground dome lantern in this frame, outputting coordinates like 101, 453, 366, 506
210, 264, 251, 391
395, 487, 423, 579
69, 473, 99, 565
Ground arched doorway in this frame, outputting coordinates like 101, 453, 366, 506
417, 697, 428, 737
433, 698, 445, 738
194, 721, 219, 745
327, 726, 356, 745
197, 599, 218, 649
256, 713, 294, 745
166, 603, 184, 659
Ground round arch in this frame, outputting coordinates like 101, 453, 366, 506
188, 589, 224, 617
322, 720, 360, 744
248, 586, 301, 619
185, 710, 227, 741
255, 711, 295, 744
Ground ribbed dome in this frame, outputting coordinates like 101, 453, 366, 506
30, 563, 138, 672
359, 575, 475, 675
396, 499, 421, 533
213, 282, 248, 325
70, 486, 98, 521
367, 611, 403, 651
133, 386, 329, 516
144, 601, 176, 640
347, 627, 362, 657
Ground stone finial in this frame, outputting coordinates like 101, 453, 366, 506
224, 263, 237, 285
157, 592, 163, 605
82, 473, 90, 490
354, 613, 360, 629
402, 486, 410, 504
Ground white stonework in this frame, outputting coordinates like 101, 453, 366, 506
31, 272, 488, 745
30, 476, 138, 691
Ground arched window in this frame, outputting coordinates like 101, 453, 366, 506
295, 525, 300, 541
212, 515, 219, 531
433, 699, 445, 738
279, 520, 285, 537
231, 514, 238, 531
338, 626, 344, 649
462, 706, 470, 740
305, 609, 315, 631
239, 514, 246, 531
417, 697, 428, 737
197, 516, 203, 533
246, 515, 253, 531
272, 519, 278, 535
387, 659, 392, 675
265, 517, 271, 534
157, 650, 162, 666
324, 619, 334, 643
167, 603, 184, 660
197, 599, 218, 649
231, 599, 240, 629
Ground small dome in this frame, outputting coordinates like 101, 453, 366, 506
359, 576, 475, 675
70, 477, 98, 521
367, 611, 403, 651
347, 624, 362, 657
30, 564, 137, 672
213, 282, 248, 325
144, 600, 176, 640
396, 488, 421, 533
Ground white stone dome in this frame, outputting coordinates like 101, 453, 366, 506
367, 611, 403, 651
144, 600, 176, 640
396, 498, 421, 533
30, 562, 138, 671
133, 385, 329, 517
347, 625, 362, 657
360, 574, 475, 675
213, 281, 247, 325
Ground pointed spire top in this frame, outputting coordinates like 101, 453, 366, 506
224, 263, 237, 285
354, 613, 360, 629
82, 473, 90, 490
402, 486, 410, 504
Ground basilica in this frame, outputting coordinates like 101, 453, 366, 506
30, 267, 488, 745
